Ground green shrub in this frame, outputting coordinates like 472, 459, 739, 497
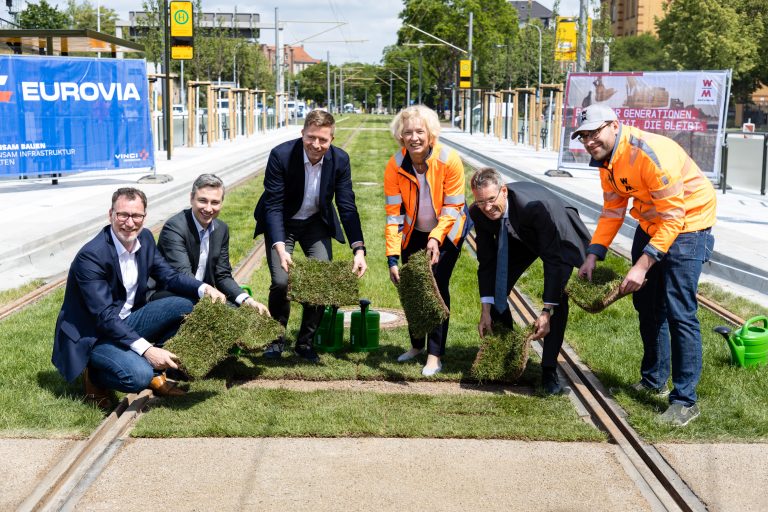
165, 298, 284, 379
567, 266, 626, 313
398, 250, 449, 338
288, 259, 359, 306
471, 324, 533, 382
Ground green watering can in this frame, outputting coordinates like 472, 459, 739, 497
350, 299, 380, 352
714, 316, 768, 368
314, 306, 344, 353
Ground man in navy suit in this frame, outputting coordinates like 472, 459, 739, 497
469, 168, 591, 394
254, 110, 367, 362
52, 187, 226, 409
157, 173, 268, 313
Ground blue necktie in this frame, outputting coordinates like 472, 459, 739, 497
494, 220, 509, 313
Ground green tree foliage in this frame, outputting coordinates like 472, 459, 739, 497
65, 0, 118, 35
296, 62, 331, 106
609, 34, 668, 72
656, 0, 762, 101
18, 0, 70, 29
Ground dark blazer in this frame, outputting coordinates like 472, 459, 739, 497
470, 181, 591, 304
52, 226, 202, 382
253, 138, 364, 246
158, 209, 243, 303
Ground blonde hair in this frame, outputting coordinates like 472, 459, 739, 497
390, 105, 441, 147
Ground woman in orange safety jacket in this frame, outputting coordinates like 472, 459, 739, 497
384, 105, 468, 376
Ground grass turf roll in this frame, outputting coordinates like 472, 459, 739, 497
165, 298, 285, 379
397, 250, 449, 338
288, 259, 359, 306
566, 266, 626, 313
471, 324, 533, 383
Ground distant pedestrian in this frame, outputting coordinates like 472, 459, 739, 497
574, 104, 716, 426
52, 188, 226, 410
253, 110, 367, 363
384, 105, 468, 376
470, 169, 591, 394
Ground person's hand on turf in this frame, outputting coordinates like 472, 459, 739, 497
144, 346, 179, 370
389, 265, 400, 285
243, 297, 270, 315
274, 243, 293, 273
578, 254, 597, 281
426, 237, 440, 265
532, 310, 551, 340
478, 303, 493, 338
203, 285, 226, 303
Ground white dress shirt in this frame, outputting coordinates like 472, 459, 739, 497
291, 149, 323, 220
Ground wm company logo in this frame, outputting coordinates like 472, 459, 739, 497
0, 76, 12, 102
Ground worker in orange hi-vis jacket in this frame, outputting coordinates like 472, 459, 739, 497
574, 104, 716, 427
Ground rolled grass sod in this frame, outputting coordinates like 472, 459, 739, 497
398, 250, 449, 338
567, 266, 625, 313
288, 259, 359, 306
165, 298, 284, 379
471, 324, 533, 383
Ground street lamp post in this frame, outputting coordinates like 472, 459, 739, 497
526, 24, 542, 95
397, 58, 411, 107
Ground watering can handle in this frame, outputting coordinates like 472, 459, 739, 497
742, 316, 768, 332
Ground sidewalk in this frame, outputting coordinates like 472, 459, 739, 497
0, 126, 301, 291
440, 129, 768, 308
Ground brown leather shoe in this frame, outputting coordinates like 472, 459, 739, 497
83, 368, 114, 411
149, 373, 186, 397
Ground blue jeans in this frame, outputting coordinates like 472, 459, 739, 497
631, 227, 714, 406
88, 296, 195, 392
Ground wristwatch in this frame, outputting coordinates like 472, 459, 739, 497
541, 306, 553, 315
353, 245, 367, 256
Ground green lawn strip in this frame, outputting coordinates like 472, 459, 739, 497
134, 115, 599, 441
0, 289, 104, 437
517, 254, 768, 442
0, 279, 46, 308
132, 380, 602, 441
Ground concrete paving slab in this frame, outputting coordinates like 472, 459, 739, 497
76, 438, 650, 511
656, 443, 768, 512
0, 439, 75, 510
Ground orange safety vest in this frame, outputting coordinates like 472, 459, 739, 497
384, 143, 467, 257
590, 124, 716, 255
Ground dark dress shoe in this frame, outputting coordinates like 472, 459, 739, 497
83, 368, 114, 411
149, 373, 186, 397
294, 344, 320, 364
541, 367, 563, 395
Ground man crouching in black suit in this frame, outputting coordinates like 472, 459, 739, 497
469, 168, 591, 394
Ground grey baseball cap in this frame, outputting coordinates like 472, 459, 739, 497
571, 104, 618, 139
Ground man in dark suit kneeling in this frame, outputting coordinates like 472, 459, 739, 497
157, 173, 268, 313
52, 188, 226, 410
253, 110, 367, 363
469, 168, 591, 394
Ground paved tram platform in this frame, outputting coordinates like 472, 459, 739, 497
1, 122, 767, 511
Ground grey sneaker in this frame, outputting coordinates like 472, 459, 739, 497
263, 340, 285, 359
625, 381, 670, 398
658, 403, 700, 427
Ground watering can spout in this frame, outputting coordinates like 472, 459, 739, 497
713, 325, 731, 342
714, 325, 746, 367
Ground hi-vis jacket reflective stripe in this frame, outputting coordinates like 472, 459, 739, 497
588, 124, 716, 259
384, 142, 467, 257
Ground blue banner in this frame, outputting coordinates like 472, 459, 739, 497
0, 55, 154, 177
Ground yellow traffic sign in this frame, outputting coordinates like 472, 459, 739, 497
170, 1, 193, 38
459, 59, 472, 78
171, 46, 194, 60
459, 80, 471, 89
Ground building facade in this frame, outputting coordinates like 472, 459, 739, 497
609, 0, 668, 36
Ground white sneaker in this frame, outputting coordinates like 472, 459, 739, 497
421, 363, 442, 376
397, 348, 425, 362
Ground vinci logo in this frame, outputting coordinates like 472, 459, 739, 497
0, 76, 11, 102
694, 76, 717, 106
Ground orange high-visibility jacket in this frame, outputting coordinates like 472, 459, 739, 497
384, 143, 467, 258
588, 124, 716, 261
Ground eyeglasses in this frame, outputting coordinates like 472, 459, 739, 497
576, 122, 610, 143
114, 212, 146, 222
473, 188, 502, 207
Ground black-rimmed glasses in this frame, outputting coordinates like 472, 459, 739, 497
114, 212, 146, 222
576, 122, 610, 144
473, 188, 502, 207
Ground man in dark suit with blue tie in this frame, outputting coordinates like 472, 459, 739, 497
469, 168, 591, 394
52, 187, 226, 409
157, 174, 268, 313
254, 110, 367, 362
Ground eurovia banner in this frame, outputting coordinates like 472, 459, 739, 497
558, 70, 732, 180
0, 55, 154, 177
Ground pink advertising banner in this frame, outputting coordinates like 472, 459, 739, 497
558, 71, 731, 178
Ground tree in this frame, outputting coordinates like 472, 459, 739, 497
297, 62, 333, 106
66, 0, 119, 35
609, 34, 668, 72
656, 0, 762, 101
18, 0, 70, 29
